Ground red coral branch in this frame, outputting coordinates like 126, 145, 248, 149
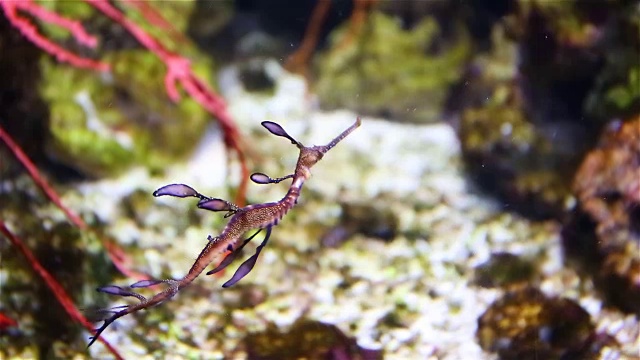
284, 0, 377, 75
285, 0, 332, 75
0, 124, 148, 280
0, 222, 124, 359
333, 0, 377, 54
121, 0, 190, 45
0, 125, 86, 230
0, 311, 18, 330
0, 0, 109, 71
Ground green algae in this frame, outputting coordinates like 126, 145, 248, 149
40, 56, 136, 177
315, 11, 470, 123
39, 48, 212, 177
32, 0, 214, 178
474, 252, 537, 289
106, 50, 212, 172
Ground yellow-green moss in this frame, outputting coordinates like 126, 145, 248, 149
315, 11, 470, 123
39, 48, 213, 177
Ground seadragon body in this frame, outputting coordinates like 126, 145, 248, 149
88, 118, 361, 347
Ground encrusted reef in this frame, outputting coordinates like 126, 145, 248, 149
564, 116, 640, 314
477, 287, 598, 360
458, 82, 575, 220
243, 319, 382, 360
455, 0, 639, 221
454, 23, 580, 220
40, 49, 212, 178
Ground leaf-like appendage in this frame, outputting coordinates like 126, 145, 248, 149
250, 172, 272, 184
97, 285, 146, 302
262, 121, 288, 137
97, 285, 131, 297
222, 253, 259, 288
222, 227, 271, 288
130, 279, 163, 288
261, 121, 299, 145
198, 198, 232, 212
153, 183, 198, 198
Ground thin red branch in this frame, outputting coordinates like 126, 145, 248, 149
121, 0, 190, 45
285, 0, 332, 75
0, 124, 148, 280
334, 0, 376, 53
0, 125, 86, 230
0, 0, 109, 71
0, 221, 124, 360
0, 312, 18, 329
284, 0, 376, 75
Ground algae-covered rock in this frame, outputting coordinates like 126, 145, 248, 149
453, 1, 639, 222
477, 287, 596, 360
459, 89, 573, 219
455, 19, 595, 220
32, 1, 213, 178
473, 252, 537, 289
584, 7, 640, 121
505, 0, 639, 122
505, 0, 640, 125
40, 57, 134, 177
243, 319, 382, 360
565, 116, 640, 314
315, 11, 470, 123
106, 50, 212, 170
39, 49, 211, 177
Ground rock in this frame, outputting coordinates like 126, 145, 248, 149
565, 116, 640, 313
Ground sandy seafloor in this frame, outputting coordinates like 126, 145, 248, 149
8, 61, 636, 359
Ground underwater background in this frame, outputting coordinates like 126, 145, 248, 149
0, 1, 639, 359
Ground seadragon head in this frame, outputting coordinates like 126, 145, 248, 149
259, 118, 362, 178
